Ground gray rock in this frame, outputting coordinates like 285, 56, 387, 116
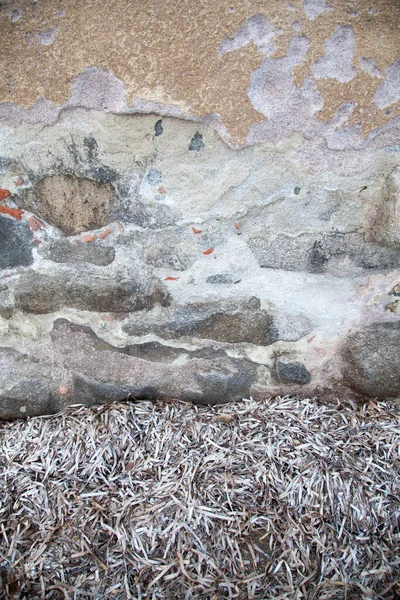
46, 239, 115, 266
275, 360, 311, 385
15, 271, 171, 314
341, 322, 400, 397
0, 216, 34, 270
249, 231, 400, 274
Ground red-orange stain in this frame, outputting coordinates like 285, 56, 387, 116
101, 315, 114, 322
81, 234, 96, 243
202, 247, 214, 255
28, 215, 45, 230
0, 205, 23, 220
99, 228, 112, 239
192, 227, 202, 234
165, 276, 180, 281
235, 221, 242, 230
0, 188, 11, 201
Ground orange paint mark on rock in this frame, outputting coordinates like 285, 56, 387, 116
0, 188, 11, 201
202, 247, 214, 255
165, 276, 180, 281
81, 234, 96, 243
158, 186, 166, 194
59, 385, 68, 395
192, 227, 202, 234
0, 205, 23, 220
99, 228, 112, 239
28, 215, 45, 230
235, 221, 242, 230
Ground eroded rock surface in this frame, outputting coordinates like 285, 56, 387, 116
0, 110, 399, 417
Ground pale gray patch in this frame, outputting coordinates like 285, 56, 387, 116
291, 21, 302, 32
0, 98, 60, 127
247, 38, 329, 144
303, 0, 333, 20
311, 25, 357, 83
67, 67, 127, 112
359, 57, 382, 78
219, 14, 276, 56
38, 27, 60, 46
11, 9, 22, 22
374, 59, 400, 110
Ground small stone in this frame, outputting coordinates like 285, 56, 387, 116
189, 132, 205, 152
154, 119, 164, 136
206, 274, 237, 285
294, 186, 301, 195
146, 169, 162, 185
46, 239, 115, 266
275, 360, 311, 384
0, 216, 34, 270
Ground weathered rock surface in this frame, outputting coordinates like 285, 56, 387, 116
341, 322, 400, 398
14, 270, 171, 314
123, 298, 277, 345
18, 175, 115, 235
0, 108, 399, 417
45, 238, 115, 266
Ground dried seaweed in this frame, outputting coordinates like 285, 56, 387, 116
0, 397, 399, 599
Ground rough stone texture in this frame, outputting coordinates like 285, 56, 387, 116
19, 175, 115, 235
275, 360, 311, 385
0, 216, 33, 269
14, 270, 171, 314
46, 239, 115, 266
341, 322, 400, 398
0, 1, 399, 416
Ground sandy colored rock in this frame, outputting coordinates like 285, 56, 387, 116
18, 175, 115, 235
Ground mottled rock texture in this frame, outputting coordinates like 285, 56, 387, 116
0, 0, 399, 417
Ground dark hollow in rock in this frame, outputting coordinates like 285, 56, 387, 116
0, 216, 34, 269
15, 272, 171, 314
275, 360, 311, 385
16, 175, 115, 235
73, 375, 157, 406
47, 239, 115, 266
341, 321, 400, 398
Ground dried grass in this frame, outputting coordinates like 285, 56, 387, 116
0, 396, 399, 599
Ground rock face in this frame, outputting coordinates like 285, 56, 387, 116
341, 322, 400, 398
0, 1, 399, 417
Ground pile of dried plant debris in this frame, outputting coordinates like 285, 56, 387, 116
0, 397, 399, 599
